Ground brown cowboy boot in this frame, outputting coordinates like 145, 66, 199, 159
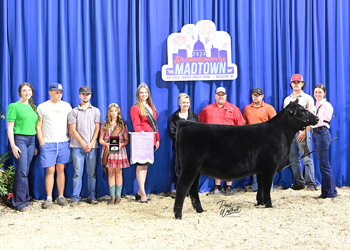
115, 197, 121, 204
108, 196, 115, 205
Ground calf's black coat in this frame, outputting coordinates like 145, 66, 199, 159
174, 100, 318, 219
169, 109, 200, 151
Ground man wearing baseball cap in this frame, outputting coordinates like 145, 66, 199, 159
68, 86, 101, 206
36, 83, 72, 208
282, 74, 317, 191
243, 87, 277, 192
198, 86, 245, 196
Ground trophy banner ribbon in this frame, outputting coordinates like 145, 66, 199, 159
130, 132, 154, 165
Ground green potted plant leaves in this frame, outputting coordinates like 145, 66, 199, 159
0, 151, 14, 208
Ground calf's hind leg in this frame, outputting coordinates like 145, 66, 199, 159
260, 173, 274, 208
174, 169, 201, 219
189, 173, 203, 213
256, 174, 265, 206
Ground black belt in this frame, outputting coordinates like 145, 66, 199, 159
313, 126, 328, 133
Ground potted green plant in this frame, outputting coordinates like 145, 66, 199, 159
0, 151, 14, 207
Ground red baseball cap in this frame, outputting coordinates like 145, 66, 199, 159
291, 74, 303, 82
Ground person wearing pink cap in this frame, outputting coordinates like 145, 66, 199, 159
198, 87, 245, 196
283, 74, 317, 191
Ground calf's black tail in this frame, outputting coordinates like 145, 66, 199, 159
175, 126, 181, 177
175, 120, 187, 177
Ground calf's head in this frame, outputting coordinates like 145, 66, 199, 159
285, 99, 319, 130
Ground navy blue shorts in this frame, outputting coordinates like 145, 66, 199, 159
40, 141, 71, 168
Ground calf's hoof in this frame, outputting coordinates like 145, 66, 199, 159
256, 200, 265, 206
174, 214, 182, 220
196, 207, 204, 213
174, 208, 183, 219
265, 202, 273, 208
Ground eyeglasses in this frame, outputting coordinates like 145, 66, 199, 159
291, 81, 303, 85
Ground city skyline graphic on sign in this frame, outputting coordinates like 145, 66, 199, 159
162, 20, 237, 82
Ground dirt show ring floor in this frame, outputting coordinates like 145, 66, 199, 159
1, 186, 350, 249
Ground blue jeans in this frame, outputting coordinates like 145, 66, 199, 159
71, 148, 98, 202
312, 129, 337, 198
289, 132, 316, 187
11, 135, 35, 210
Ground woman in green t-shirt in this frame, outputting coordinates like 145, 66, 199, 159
7, 82, 39, 212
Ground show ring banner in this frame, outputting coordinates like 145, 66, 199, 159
162, 20, 238, 81
130, 132, 154, 165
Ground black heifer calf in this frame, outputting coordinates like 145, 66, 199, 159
174, 100, 318, 219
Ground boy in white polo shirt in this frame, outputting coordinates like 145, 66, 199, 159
36, 83, 72, 209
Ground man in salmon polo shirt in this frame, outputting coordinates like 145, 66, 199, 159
198, 87, 245, 196
243, 87, 276, 192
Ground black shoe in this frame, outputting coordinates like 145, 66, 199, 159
140, 200, 148, 203
135, 193, 141, 201
306, 185, 318, 191
317, 193, 338, 199
245, 185, 257, 192
170, 192, 176, 199
226, 187, 234, 196
291, 183, 305, 190
206, 186, 222, 196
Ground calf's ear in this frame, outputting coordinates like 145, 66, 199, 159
294, 99, 299, 104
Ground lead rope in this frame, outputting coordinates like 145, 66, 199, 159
300, 126, 309, 158
283, 137, 338, 170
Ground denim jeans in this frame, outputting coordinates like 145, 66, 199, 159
11, 135, 35, 210
71, 148, 98, 202
312, 129, 337, 197
289, 132, 316, 186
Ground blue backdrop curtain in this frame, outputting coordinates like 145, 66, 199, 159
0, 0, 349, 200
